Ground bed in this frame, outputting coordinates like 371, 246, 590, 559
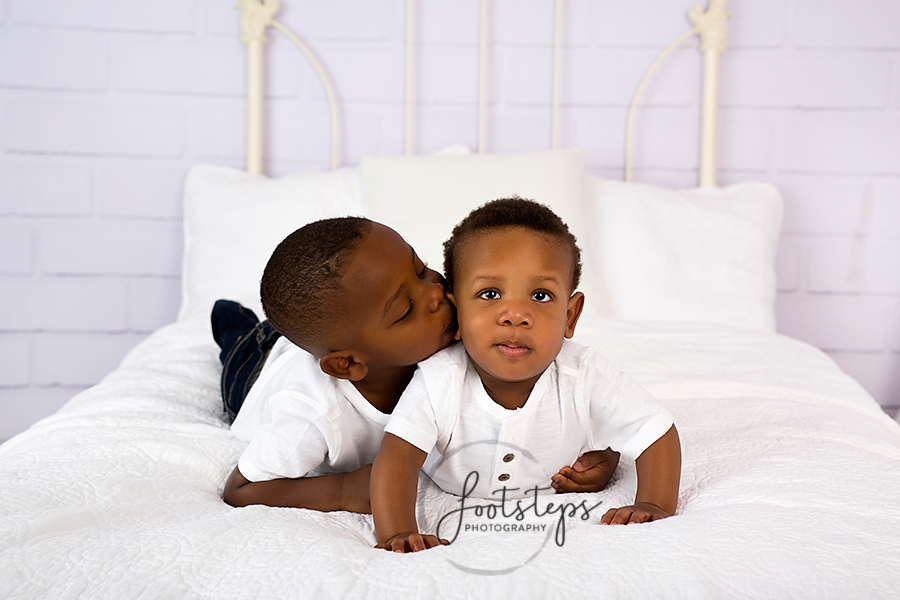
3, 1, 900, 598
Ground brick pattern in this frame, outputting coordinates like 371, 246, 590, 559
1, 0, 899, 441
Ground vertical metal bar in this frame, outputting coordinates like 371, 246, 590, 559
698, 50, 720, 186
246, 39, 264, 175
239, 0, 279, 175
477, 0, 488, 153
405, 0, 414, 156
689, 0, 730, 187
551, 0, 561, 150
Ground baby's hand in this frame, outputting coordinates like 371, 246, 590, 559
550, 448, 620, 493
375, 532, 449, 553
600, 502, 671, 525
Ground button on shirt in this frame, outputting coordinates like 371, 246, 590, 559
385, 341, 673, 500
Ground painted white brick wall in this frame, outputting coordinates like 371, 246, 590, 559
0, 32, 108, 90
1, 0, 899, 442
9, 0, 196, 32
793, 0, 900, 49
0, 164, 93, 216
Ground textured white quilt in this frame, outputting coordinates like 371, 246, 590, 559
2, 318, 899, 599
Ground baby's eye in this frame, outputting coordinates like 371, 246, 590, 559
531, 291, 552, 303
478, 290, 500, 300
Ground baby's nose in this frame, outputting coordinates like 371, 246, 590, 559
499, 301, 531, 326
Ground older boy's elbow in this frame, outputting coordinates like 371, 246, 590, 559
223, 491, 238, 507
223, 466, 252, 507
223, 487, 245, 508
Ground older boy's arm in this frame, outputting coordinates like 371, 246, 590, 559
223, 463, 372, 514
601, 425, 681, 525
371, 433, 446, 553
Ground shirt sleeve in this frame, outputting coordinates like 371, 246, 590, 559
585, 353, 674, 461
236, 391, 332, 482
384, 367, 441, 454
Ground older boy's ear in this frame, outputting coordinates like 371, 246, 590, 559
564, 292, 585, 339
319, 352, 368, 382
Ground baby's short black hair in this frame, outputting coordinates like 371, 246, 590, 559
260, 216, 372, 355
442, 196, 582, 294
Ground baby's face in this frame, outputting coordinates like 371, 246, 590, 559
448, 226, 582, 390
333, 223, 457, 370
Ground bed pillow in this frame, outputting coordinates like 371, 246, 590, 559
580, 176, 783, 331
178, 164, 365, 322
360, 148, 585, 271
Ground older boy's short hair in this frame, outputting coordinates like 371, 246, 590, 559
442, 197, 582, 293
260, 216, 372, 355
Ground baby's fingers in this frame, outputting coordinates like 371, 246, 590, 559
601, 503, 669, 525
601, 507, 633, 525
422, 535, 450, 549
601, 506, 649, 525
374, 538, 407, 553
405, 533, 432, 552
377, 533, 430, 553
387, 537, 412, 553
626, 510, 654, 524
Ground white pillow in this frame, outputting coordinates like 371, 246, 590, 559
178, 164, 365, 322
580, 176, 783, 331
360, 148, 585, 272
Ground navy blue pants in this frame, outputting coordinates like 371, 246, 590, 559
211, 300, 281, 422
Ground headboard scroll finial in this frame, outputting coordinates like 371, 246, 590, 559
688, 0, 731, 55
239, 0, 280, 174
689, 0, 730, 187
238, 0, 280, 45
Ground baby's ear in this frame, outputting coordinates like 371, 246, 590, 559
564, 292, 585, 339
319, 352, 368, 381
446, 293, 463, 341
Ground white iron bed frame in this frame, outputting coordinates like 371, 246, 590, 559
237, 0, 730, 185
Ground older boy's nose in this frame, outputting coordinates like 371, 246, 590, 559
422, 279, 444, 312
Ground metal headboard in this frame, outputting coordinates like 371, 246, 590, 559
238, 0, 730, 187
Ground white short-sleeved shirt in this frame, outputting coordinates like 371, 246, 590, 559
385, 340, 673, 499
230, 337, 390, 482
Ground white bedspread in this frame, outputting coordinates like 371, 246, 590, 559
2, 318, 899, 599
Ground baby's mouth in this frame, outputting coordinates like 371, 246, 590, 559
496, 342, 529, 359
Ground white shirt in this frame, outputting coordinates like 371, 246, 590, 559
385, 340, 673, 499
231, 337, 390, 482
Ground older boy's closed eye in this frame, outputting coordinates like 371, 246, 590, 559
371, 198, 681, 553
215, 217, 618, 516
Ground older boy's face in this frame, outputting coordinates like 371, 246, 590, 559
449, 227, 582, 390
333, 223, 457, 370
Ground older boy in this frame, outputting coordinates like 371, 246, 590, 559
217, 217, 619, 514
371, 199, 681, 551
